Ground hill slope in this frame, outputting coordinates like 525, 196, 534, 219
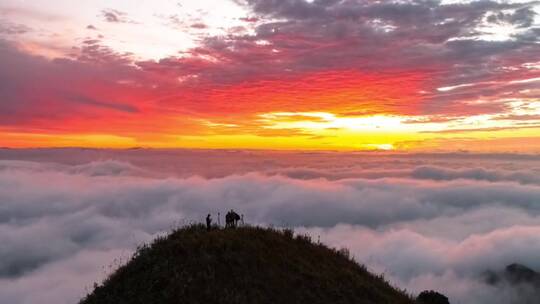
80, 225, 414, 304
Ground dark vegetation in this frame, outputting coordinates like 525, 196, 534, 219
416, 290, 450, 304
80, 224, 415, 304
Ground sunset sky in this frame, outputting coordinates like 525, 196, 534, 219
1, 0, 540, 151
2, 3, 540, 302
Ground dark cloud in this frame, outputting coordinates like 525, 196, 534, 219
487, 7, 537, 28
410, 165, 540, 185
69, 95, 139, 113
239, 16, 259, 23
0, 40, 155, 131
100, 9, 134, 24
190, 22, 207, 29
0, 20, 31, 35
144, 0, 539, 116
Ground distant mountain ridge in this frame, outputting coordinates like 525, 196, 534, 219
482, 263, 540, 304
484, 263, 540, 286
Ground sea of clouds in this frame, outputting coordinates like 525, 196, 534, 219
1, 148, 540, 304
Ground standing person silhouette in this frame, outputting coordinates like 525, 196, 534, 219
206, 214, 212, 231
225, 211, 231, 228
231, 210, 240, 227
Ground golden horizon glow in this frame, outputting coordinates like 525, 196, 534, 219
4, 108, 540, 152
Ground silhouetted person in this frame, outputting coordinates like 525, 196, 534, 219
231, 210, 240, 227
225, 209, 241, 228
225, 210, 232, 228
206, 214, 212, 231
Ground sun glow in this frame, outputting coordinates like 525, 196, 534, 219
259, 112, 406, 132
364, 143, 395, 151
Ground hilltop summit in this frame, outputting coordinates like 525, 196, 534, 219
80, 225, 414, 304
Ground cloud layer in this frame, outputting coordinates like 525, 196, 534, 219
1, 149, 540, 303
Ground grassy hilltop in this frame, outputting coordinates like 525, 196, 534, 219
80, 225, 414, 304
